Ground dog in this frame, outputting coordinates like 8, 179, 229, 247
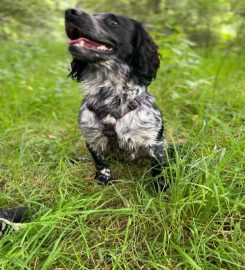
65, 9, 169, 191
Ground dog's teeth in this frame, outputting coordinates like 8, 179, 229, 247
73, 41, 85, 47
97, 45, 108, 51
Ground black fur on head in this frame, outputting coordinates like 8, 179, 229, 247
66, 9, 160, 85
68, 59, 87, 82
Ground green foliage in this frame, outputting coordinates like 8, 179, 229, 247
80, 0, 244, 47
0, 0, 244, 268
0, 0, 70, 39
0, 0, 244, 48
0, 39, 244, 269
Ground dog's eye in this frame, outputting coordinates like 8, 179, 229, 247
111, 20, 119, 26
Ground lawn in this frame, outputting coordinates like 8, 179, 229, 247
0, 40, 244, 269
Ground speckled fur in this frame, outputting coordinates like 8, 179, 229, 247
65, 9, 169, 190
78, 59, 163, 159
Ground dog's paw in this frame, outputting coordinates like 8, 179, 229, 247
95, 169, 112, 185
153, 176, 170, 192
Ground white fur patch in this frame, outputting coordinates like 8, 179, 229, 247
78, 59, 164, 157
100, 168, 111, 177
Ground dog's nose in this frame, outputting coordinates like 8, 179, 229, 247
65, 9, 84, 18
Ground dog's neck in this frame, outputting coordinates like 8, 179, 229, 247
82, 59, 146, 104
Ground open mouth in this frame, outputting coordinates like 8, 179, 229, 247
66, 24, 113, 54
68, 37, 113, 52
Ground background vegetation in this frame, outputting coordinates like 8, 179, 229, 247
0, 0, 244, 269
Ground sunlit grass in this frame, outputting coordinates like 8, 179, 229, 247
0, 40, 244, 269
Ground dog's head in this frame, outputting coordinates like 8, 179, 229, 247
65, 9, 160, 85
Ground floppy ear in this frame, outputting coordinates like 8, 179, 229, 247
68, 59, 88, 82
130, 22, 160, 85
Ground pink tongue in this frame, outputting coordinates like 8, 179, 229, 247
68, 37, 102, 47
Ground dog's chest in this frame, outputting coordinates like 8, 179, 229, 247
79, 72, 162, 157
78, 103, 162, 158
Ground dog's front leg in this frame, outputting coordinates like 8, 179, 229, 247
86, 143, 112, 185
150, 141, 170, 192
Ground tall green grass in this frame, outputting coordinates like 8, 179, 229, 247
0, 40, 244, 269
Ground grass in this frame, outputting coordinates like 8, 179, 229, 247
0, 39, 244, 270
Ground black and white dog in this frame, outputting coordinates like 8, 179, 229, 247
65, 9, 169, 191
